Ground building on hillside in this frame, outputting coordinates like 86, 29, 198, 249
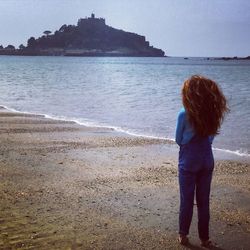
77, 13, 106, 27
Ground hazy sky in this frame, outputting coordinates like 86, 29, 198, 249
0, 0, 249, 57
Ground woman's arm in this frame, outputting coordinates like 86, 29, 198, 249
209, 135, 215, 144
175, 109, 185, 146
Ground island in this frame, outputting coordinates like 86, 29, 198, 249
0, 14, 165, 57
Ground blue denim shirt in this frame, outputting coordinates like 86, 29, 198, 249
175, 108, 214, 146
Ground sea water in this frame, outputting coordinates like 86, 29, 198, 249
0, 56, 249, 158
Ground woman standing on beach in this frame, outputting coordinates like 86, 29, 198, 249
175, 75, 228, 247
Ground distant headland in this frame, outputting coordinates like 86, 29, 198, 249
0, 14, 165, 57
215, 56, 250, 60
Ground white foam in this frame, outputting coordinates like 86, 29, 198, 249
212, 147, 250, 157
1, 104, 27, 113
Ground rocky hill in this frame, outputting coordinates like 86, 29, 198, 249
0, 14, 165, 57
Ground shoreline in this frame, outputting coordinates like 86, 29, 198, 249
0, 107, 249, 249
0, 104, 249, 160
1, 54, 250, 60
0, 50, 165, 57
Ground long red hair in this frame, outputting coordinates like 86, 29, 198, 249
182, 75, 229, 136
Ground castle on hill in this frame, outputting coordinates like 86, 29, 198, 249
77, 13, 106, 27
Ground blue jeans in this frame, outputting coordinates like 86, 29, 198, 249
178, 135, 214, 240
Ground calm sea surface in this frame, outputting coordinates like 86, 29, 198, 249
0, 56, 249, 157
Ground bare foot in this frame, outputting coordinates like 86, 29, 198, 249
201, 239, 213, 248
178, 234, 189, 245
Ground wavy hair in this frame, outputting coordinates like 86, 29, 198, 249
182, 75, 229, 136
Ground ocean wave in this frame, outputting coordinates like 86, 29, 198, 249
1, 104, 249, 158
212, 147, 250, 157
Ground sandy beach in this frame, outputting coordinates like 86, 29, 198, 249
0, 107, 249, 250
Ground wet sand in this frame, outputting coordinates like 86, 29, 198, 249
0, 108, 249, 249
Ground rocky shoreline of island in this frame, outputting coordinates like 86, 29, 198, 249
215, 56, 250, 60
0, 48, 165, 57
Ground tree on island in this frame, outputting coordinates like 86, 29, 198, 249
43, 30, 52, 36
59, 25, 67, 32
19, 44, 25, 50
6, 45, 15, 50
27, 37, 36, 48
0, 45, 3, 49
